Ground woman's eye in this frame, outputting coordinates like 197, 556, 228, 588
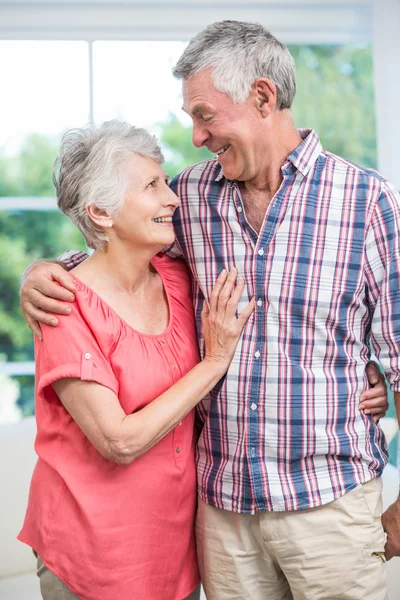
148, 181, 156, 188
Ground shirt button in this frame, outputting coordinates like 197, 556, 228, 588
84, 353, 91, 359
254, 350, 260, 359
258, 248, 264, 256
237, 205, 243, 213
256, 299, 262, 307
251, 403, 257, 411
251, 447, 257, 458
176, 447, 181, 454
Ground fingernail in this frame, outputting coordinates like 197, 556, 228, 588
50, 319, 58, 326
65, 307, 71, 314
69, 295, 75, 301
359, 404, 364, 410
364, 409, 370, 415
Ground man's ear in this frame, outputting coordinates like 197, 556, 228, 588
253, 77, 277, 117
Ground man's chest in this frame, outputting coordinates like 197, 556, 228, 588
175, 189, 368, 326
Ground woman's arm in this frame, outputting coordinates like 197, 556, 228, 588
52, 268, 254, 466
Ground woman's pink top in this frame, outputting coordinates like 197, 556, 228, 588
18, 256, 200, 600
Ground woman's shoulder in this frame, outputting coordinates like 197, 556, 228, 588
40, 278, 120, 352
152, 255, 192, 296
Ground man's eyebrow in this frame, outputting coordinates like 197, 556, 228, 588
182, 103, 207, 117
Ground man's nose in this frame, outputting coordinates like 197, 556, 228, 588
192, 123, 209, 148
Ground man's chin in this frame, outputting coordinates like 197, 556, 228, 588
218, 163, 239, 182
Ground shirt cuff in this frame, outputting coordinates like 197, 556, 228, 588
58, 250, 89, 271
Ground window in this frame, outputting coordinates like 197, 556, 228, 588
3, 41, 390, 458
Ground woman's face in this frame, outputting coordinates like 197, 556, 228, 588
111, 153, 179, 251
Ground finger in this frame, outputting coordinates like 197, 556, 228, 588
360, 386, 385, 401
225, 277, 245, 316
238, 297, 256, 323
372, 412, 385, 423
54, 273, 77, 293
385, 541, 394, 561
209, 269, 227, 314
33, 278, 76, 303
364, 406, 385, 417
217, 267, 238, 313
25, 305, 59, 327
26, 315, 43, 341
201, 299, 210, 315
360, 397, 388, 411
365, 361, 381, 386
29, 290, 72, 316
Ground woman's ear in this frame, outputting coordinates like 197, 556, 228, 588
86, 204, 113, 229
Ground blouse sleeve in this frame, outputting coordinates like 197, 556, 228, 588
35, 304, 119, 403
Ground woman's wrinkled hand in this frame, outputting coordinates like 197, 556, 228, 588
202, 267, 255, 371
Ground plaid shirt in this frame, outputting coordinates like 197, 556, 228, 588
64, 130, 400, 514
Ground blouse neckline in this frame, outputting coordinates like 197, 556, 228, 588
71, 257, 173, 339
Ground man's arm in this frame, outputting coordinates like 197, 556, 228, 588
381, 391, 400, 560
20, 250, 88, 339
363, 180, 400, 559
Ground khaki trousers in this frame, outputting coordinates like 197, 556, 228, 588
34, 553, 201, 600
196, 478, 387, 600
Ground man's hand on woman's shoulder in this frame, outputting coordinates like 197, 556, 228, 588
20, 259, 76, 340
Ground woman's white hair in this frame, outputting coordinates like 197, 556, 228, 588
173, 20, 296, 110
53, 120, 164, 250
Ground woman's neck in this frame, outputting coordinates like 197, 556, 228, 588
72, 241, 160, 295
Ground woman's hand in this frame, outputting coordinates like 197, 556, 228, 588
202, 267, 255, 371
359, 361, 389, 423
20, 260, 76, 340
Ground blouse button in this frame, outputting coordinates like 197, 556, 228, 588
177, 421, 182, 426
176, 447, 181, 454
84, 353, 91, 359
171, 364, 178, 370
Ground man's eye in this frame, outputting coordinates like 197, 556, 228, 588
202, 116, 212, 123
148, 180, 156, 188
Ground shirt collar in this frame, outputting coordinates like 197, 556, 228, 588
214, 128, 323, 183
283, 129, 323, 177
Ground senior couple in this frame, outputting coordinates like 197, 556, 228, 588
19, 20, 400, 600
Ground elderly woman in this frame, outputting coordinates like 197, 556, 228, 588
18, 121, 254, 600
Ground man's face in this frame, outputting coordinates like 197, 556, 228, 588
182, 68, 264, 183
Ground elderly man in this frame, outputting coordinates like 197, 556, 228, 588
21, 21, 399, 600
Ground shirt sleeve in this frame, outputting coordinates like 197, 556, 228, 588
58, 250, 89, 271
35, 305, 119, 403
365, 180, 400, 391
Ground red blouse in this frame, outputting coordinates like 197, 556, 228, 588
18, 256, 200, 600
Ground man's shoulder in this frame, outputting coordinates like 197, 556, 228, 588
322, 149, 387, 187
323, 151, 400, 208
170, 158, 222, 191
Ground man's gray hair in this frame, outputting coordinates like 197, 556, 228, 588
173, 20, 296, 110
53, 120, 164, 250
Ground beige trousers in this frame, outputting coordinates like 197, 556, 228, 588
196, 478, 387, 600
34, 553, 201, 600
